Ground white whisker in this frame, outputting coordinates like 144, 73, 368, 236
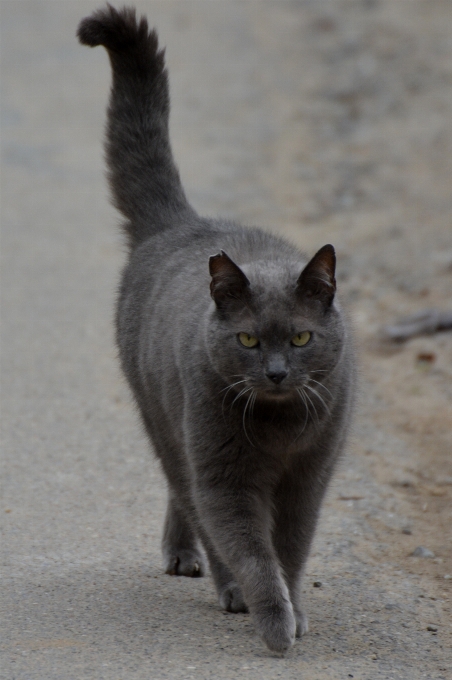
221, 380, 247, 419
293, 388, 310, 443
303, 388, 320, 427
220, 379, 246, 394
305, 383, 331, 415
231, 385, 252, 408
249, 390, 258, 441
242, 390, 255, 447
308, 377, 333, 399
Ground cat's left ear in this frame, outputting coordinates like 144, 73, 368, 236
296, 244, 336, 308
209, 250, 250, 308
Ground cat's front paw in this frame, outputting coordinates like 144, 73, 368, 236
294, 607, 309, 637
164, 549, 205, 577
255, 601, 296, 654
219, 583, 248, 613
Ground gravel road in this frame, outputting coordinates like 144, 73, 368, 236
1, 2, 451, 679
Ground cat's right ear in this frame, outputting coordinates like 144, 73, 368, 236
209, 251, 250, 310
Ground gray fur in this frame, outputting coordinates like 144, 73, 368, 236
78, 5, 355, 654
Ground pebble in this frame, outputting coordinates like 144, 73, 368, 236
313, 581, 322, 588
411, 546, 435, 558
426, 625, 438, 632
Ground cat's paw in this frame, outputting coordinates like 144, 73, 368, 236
164, 549, 205, 577
255, 601, 296, 654
294, 608, 309, 637
219, 583, 248, 613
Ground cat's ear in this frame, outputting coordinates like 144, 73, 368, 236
209, 251, 250, 309
296, 244, 336, 307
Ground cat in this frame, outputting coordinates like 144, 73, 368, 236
78, 5, 355, 654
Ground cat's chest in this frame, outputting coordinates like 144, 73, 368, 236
244, 409, 320, 458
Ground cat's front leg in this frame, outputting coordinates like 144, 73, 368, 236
273, 454, 334, 637
201, 500, 296, 652
192, 457, 296, 652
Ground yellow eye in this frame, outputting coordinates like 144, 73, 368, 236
238, 332, 259, 348
291, 331, 311, 347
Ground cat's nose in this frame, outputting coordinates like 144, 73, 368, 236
266, 369, 288, 385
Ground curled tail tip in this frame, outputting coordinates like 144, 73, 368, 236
77, 4, 159, 55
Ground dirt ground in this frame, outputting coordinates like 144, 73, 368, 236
1, 1, 451, 679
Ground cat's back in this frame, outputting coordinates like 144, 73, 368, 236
118, 217, 303, 329
116, 217, 304, 391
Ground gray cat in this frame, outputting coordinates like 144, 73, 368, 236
78, 5, 355, 654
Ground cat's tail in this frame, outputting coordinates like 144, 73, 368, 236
77, 5, 195, 247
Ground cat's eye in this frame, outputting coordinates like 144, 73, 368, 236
238, 332, 259, 348
291, 331, 311, 347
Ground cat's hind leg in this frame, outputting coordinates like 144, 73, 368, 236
138, 411, 205, 577
162, 493, 206, 577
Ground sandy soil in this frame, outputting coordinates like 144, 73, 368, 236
1, 1, 451, 678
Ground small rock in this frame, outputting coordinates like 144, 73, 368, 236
426, 625, 438, 632
402, 527, 412, 535
430, 488, 446, 497
411, 546, 435, 558
313, 581, 322, 588
443, 574, 451, 580
416, 352, 436, 366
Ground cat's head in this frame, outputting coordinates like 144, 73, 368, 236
206, 245, 345, 402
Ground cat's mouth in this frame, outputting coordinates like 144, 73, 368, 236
259, 385, 297, 401
226, 379, 299, 403
264, 390, 293, 401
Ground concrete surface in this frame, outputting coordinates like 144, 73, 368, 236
1, 2, 451, 679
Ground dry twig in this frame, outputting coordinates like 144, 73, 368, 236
381, 308, 452, 342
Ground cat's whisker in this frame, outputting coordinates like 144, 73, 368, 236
220, 379, 246, 394
308, 377, 333, 399
305, 382, 331, 415
293, 388, 310, 443
303, 388, 320, 427
231, 385, 252, 409
308, 378, 333, 398
251, 390, 257, 420
242, 389, 257, 447
248, 390, 258, 441
221, 380, 247, 419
